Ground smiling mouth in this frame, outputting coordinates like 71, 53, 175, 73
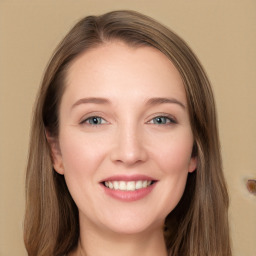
102, 180, 155, 191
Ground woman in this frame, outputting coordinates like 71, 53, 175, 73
24, 10, 232, 256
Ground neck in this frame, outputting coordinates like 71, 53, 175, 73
71, 219, 168, 256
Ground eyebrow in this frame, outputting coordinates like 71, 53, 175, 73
71, 96, 186, 110
145, 97, 186, 109
71, 97, 110, 109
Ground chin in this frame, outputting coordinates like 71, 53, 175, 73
99, 213, 165, 236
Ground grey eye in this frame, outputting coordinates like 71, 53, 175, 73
153, 117, 168, 124
150, 116, 176, 125
85, 116, 106, 125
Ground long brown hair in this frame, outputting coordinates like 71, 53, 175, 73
24, 10, 232, 256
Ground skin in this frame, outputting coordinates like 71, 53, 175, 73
49, 41, 197, 256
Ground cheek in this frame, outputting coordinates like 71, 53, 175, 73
58, 130, 109, 187
149, 132, 194, 215
58, 131, 110, 211
154, 133, 194, 174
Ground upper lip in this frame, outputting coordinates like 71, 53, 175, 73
100, 174, 157, 182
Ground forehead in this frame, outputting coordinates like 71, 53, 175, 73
64, 41, 187, 106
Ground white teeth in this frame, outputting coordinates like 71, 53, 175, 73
135, 180, 142, 190
109, 182, 114, 189
104, 180, 153, 191
127, 181, 135, 191
142, 180, 148, 188
119, 181, 126, 190
113, 181, 119, 190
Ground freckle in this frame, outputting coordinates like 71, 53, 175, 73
246, 179, 256, 195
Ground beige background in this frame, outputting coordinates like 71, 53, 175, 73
1, 1, 255, 255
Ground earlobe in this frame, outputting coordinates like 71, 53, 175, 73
188, 157, 197, 173
45, 130, 64, 175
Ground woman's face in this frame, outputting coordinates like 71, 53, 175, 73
51, 41, 197, 235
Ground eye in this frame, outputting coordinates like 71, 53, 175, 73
148, 115, 176, 125
82, 116, 107, 125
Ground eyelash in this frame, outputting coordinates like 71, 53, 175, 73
80, 116, 108, 125
147, 115, 177, 125
80, 114, 176, 126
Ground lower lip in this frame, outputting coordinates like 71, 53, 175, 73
101, 182, 157, 202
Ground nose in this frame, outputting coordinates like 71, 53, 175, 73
110, 124, 148, 166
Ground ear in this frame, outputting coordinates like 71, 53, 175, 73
45, 130, 64, 175
188, 156, 197, 173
